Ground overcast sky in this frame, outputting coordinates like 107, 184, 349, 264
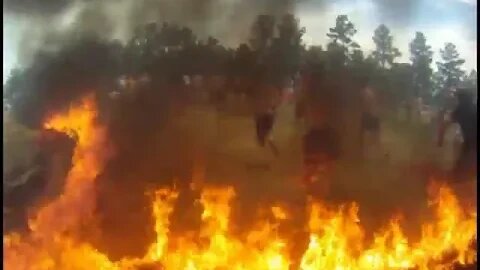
297, 0, 476, 71
3, 0, 477, 83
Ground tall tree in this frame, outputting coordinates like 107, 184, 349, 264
461, 69, 477, 100
327, 15, 358, 47
276, 14, 305, 47
270, 14, 305, 81
389, 63, 414, 106
249, 15, 275, 53
372, 24, 401, 68
462, 69, 477, 89
431, 71, 444, 96
349, 48, 378, 80
326, 15, 359, 67
409, 32, 433, 100
233, 44, 255, 77
349, 49, 364, 66
326, 42, 348, 69
125, 26, 146, 73
304, 45, 325, 67
436, 43, 465, 92
4, 69, 24, 104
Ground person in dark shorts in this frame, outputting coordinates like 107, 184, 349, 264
438, 88, 477, 182
255, 109, 275, 146
252, 68, 281, 156
255, 105, 279, 156
301, 102, 340, 197
359, 78, 381, 158
303, 126, 339, 184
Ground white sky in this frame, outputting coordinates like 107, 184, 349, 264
298, 0, 477, 72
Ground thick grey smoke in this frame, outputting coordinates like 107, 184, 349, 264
3, 0, 300, 129
4, 0, 297, 69
4, 0, 73, 16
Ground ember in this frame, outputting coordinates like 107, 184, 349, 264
3, 96, 476, 270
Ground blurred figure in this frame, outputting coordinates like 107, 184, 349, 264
252, 66, 281, 156
302, 104, 340, 197
300, 66, 340, 197
438, 88, 477, 182
359, 77, 381, 159
295, 69, 312, 122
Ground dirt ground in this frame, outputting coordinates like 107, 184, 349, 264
90, 99, 476, 259
3, 100, 476, 260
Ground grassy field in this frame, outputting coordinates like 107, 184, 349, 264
4, 101, 474, 259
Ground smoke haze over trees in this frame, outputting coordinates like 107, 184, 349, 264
4, 8, 476, 131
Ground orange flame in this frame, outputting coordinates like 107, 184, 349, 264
3, 95, 477, 270
4, 94, 115, 270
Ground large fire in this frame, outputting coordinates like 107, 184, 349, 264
3, 95, 477, 270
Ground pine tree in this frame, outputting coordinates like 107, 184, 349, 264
409, 32, 433, 100
372, 24, 401, 68
326, 15, 359, 67
436, 43, 465, 92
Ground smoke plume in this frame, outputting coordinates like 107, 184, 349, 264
4, 0, 297, 69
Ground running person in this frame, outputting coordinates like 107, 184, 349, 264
300, 68, 340, 197
250, 65, 281, 156
360, 78, 381, 159
438, 88, 477, 182
302, 101, 340, 197
295, 70, 310, 121
254, 82, 281, 156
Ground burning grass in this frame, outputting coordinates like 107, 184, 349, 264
3, 95, 477, 270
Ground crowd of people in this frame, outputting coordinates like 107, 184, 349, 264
242, 71, 474, 195
132, 63, 475, 196
3, 60, 476, 232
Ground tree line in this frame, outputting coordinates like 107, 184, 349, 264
4, 14, 477, 127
